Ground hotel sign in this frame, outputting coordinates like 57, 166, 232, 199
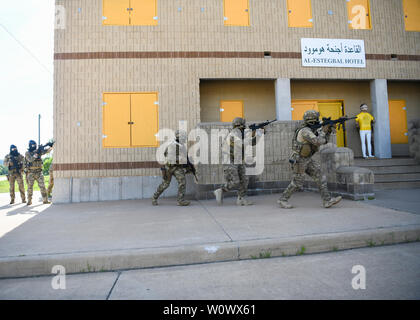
301, 38, 366, 68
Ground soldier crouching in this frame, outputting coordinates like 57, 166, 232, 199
278, 110, 342, 209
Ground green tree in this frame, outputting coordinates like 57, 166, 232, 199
0, 165, 8, 175
43, 157, 53, 176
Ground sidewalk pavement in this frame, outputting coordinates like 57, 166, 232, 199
0, 190, 419, 278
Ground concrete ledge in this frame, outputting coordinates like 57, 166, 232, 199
53, 175, 197, 204
1, 225, 418, 279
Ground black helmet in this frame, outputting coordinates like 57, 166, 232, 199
10, 145, 18, 155
28, 140, 37, 152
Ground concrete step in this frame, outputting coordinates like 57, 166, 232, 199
354, 158, 418, 167
374, 173, 420, 182
374, 180, 420, 190
367, 165, 420, 174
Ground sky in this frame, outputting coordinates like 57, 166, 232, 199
0, 0, 54, 158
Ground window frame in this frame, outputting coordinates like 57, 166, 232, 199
102, 92, 160, 148
286, 0, 314, 28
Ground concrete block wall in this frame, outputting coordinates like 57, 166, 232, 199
408, 119, 420, 163
193, 121, 338, 198
53, 175, 197, 203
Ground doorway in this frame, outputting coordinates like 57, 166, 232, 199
291, 100, 346, 147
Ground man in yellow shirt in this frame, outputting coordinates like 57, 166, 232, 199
355, 104, 375, 159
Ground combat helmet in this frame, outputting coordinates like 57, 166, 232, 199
28, 140, 37, 151
174, 129, 187, 143
232, 117, 246, 128
10, 145, 18, 156
303, 110, 320, 126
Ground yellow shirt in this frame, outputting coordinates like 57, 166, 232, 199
356, 112, 374, 131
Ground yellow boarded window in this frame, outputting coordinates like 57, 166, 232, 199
102, 93, 159, 148
220, 100, 244, 123
347, 0, 372, 30
102, 0, 130, 25
403, 0, 420, 32
389, 100, 408, 144
287, 0, 313, 28
131, 93, 159, 147
291, 101, 318, 121
224, 0, 250, 26
131, 0, 158, 26
103, 93, 131, 148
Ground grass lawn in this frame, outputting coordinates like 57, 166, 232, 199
0, 175, 50, 193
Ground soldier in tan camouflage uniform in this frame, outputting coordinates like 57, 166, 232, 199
152, 130, 191, 206
278, 110, 342, 209
214, 117, 259, 206
3, 145, 26, 204
25, 140, 52, 205
47, 159, 54, 198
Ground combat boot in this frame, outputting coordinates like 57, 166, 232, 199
178, 199, 190, 206
10, 199, 15, 204
277, 199, 293, 209
236, 196, 253, 206
214, 188, 223, 205
43, 199, 51, 204
152, 197, 158, 206
323, 196, 342, 208
27, 200, 32, 206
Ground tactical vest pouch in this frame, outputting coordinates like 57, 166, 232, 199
300, 144, 312, 158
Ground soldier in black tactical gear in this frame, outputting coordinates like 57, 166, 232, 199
3, 145, 26, 204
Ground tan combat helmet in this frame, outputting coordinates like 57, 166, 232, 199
303, 110, 320, 126
232, 117, 246, 129
174, 129, 187, 142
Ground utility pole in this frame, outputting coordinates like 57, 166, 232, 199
38, 114, 41, 145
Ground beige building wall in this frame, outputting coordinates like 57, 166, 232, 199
200, 80, 276, 122
54, 0, 420, 181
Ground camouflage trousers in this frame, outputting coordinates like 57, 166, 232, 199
153, 165, 186, 202
47, 167, 54, 196
8, 172, 26, 201
222, 164, 248, 198
27, 169, 48, 201
281, 157, 331, 202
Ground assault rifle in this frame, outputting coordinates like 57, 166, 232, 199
35, 140, 55, 155
248, 120, 276, 131
309, 116, 357, 131
9, 155, 22, 171
160, 158, 198, 181
185, 158, 198, 182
